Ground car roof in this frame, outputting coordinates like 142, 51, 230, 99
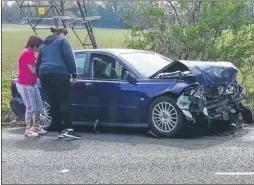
73, 48, 153, 55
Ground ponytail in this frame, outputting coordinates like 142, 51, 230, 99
50, 27, 68, 35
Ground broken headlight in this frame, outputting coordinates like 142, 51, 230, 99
177, 95, 191, 109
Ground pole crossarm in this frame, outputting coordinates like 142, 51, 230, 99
17, 0, 100, 49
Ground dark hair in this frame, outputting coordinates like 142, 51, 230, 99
25, 36, 44, 49
50, 27, 68, 35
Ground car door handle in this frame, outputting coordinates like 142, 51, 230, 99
85, 83, 94, 88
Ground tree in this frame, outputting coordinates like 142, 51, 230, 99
124, 1, 254, 95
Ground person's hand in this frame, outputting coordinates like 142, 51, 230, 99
72, 78, 78, 84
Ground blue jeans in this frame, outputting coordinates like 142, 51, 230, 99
16, 83, 43, 128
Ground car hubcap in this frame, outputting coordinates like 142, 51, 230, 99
152, 102, 178, 132
39, 101, 52, 128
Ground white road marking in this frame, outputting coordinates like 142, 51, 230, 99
60, 169, 69, 173
215, 172, 254, 176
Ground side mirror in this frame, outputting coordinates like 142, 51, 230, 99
125, 71, 137, 84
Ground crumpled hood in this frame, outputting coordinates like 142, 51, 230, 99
151, 59, 238, 87
178, 60, 238, 86
43, 35, 60, 45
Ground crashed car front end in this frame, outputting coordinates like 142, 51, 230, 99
173, 60, 253, 125
176, 82, 250, 125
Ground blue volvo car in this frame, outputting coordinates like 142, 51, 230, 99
10, 49, 252, 138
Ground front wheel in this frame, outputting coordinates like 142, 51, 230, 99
148, 96, 186, 138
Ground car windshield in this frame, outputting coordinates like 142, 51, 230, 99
119, 52, 172, 78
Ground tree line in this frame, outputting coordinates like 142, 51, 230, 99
2, 1, 254, 29
123, 1, 254, 94
1, 1, 135, 29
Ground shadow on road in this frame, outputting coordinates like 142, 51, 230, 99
5, 123, 252, 152
75, 122, 252, 139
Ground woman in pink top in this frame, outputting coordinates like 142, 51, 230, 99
17, 36, 47, 137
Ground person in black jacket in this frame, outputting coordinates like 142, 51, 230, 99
36, 27, 82, 139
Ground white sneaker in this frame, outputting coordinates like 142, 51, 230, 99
25, 127, 39, 137
32, 125, 48, 135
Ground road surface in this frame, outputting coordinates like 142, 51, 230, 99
2, 124, 254, 184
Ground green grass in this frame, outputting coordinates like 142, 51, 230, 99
2, 24, 129, 112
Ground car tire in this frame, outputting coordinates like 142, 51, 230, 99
39, 101, 54, 130
148, 96, 186, 138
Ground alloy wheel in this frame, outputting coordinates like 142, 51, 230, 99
39, 101, 52, 129
152, 102, 178, 132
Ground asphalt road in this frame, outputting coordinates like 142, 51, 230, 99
2, 124, 254, 184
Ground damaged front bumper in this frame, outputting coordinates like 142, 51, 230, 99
177, 83, 253, 126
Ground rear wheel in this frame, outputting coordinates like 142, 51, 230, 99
148, 96, 186, 138
39, 101, 52, 130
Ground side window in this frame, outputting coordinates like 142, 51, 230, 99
91, 54, 127, 80
75, 53, 87, 75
